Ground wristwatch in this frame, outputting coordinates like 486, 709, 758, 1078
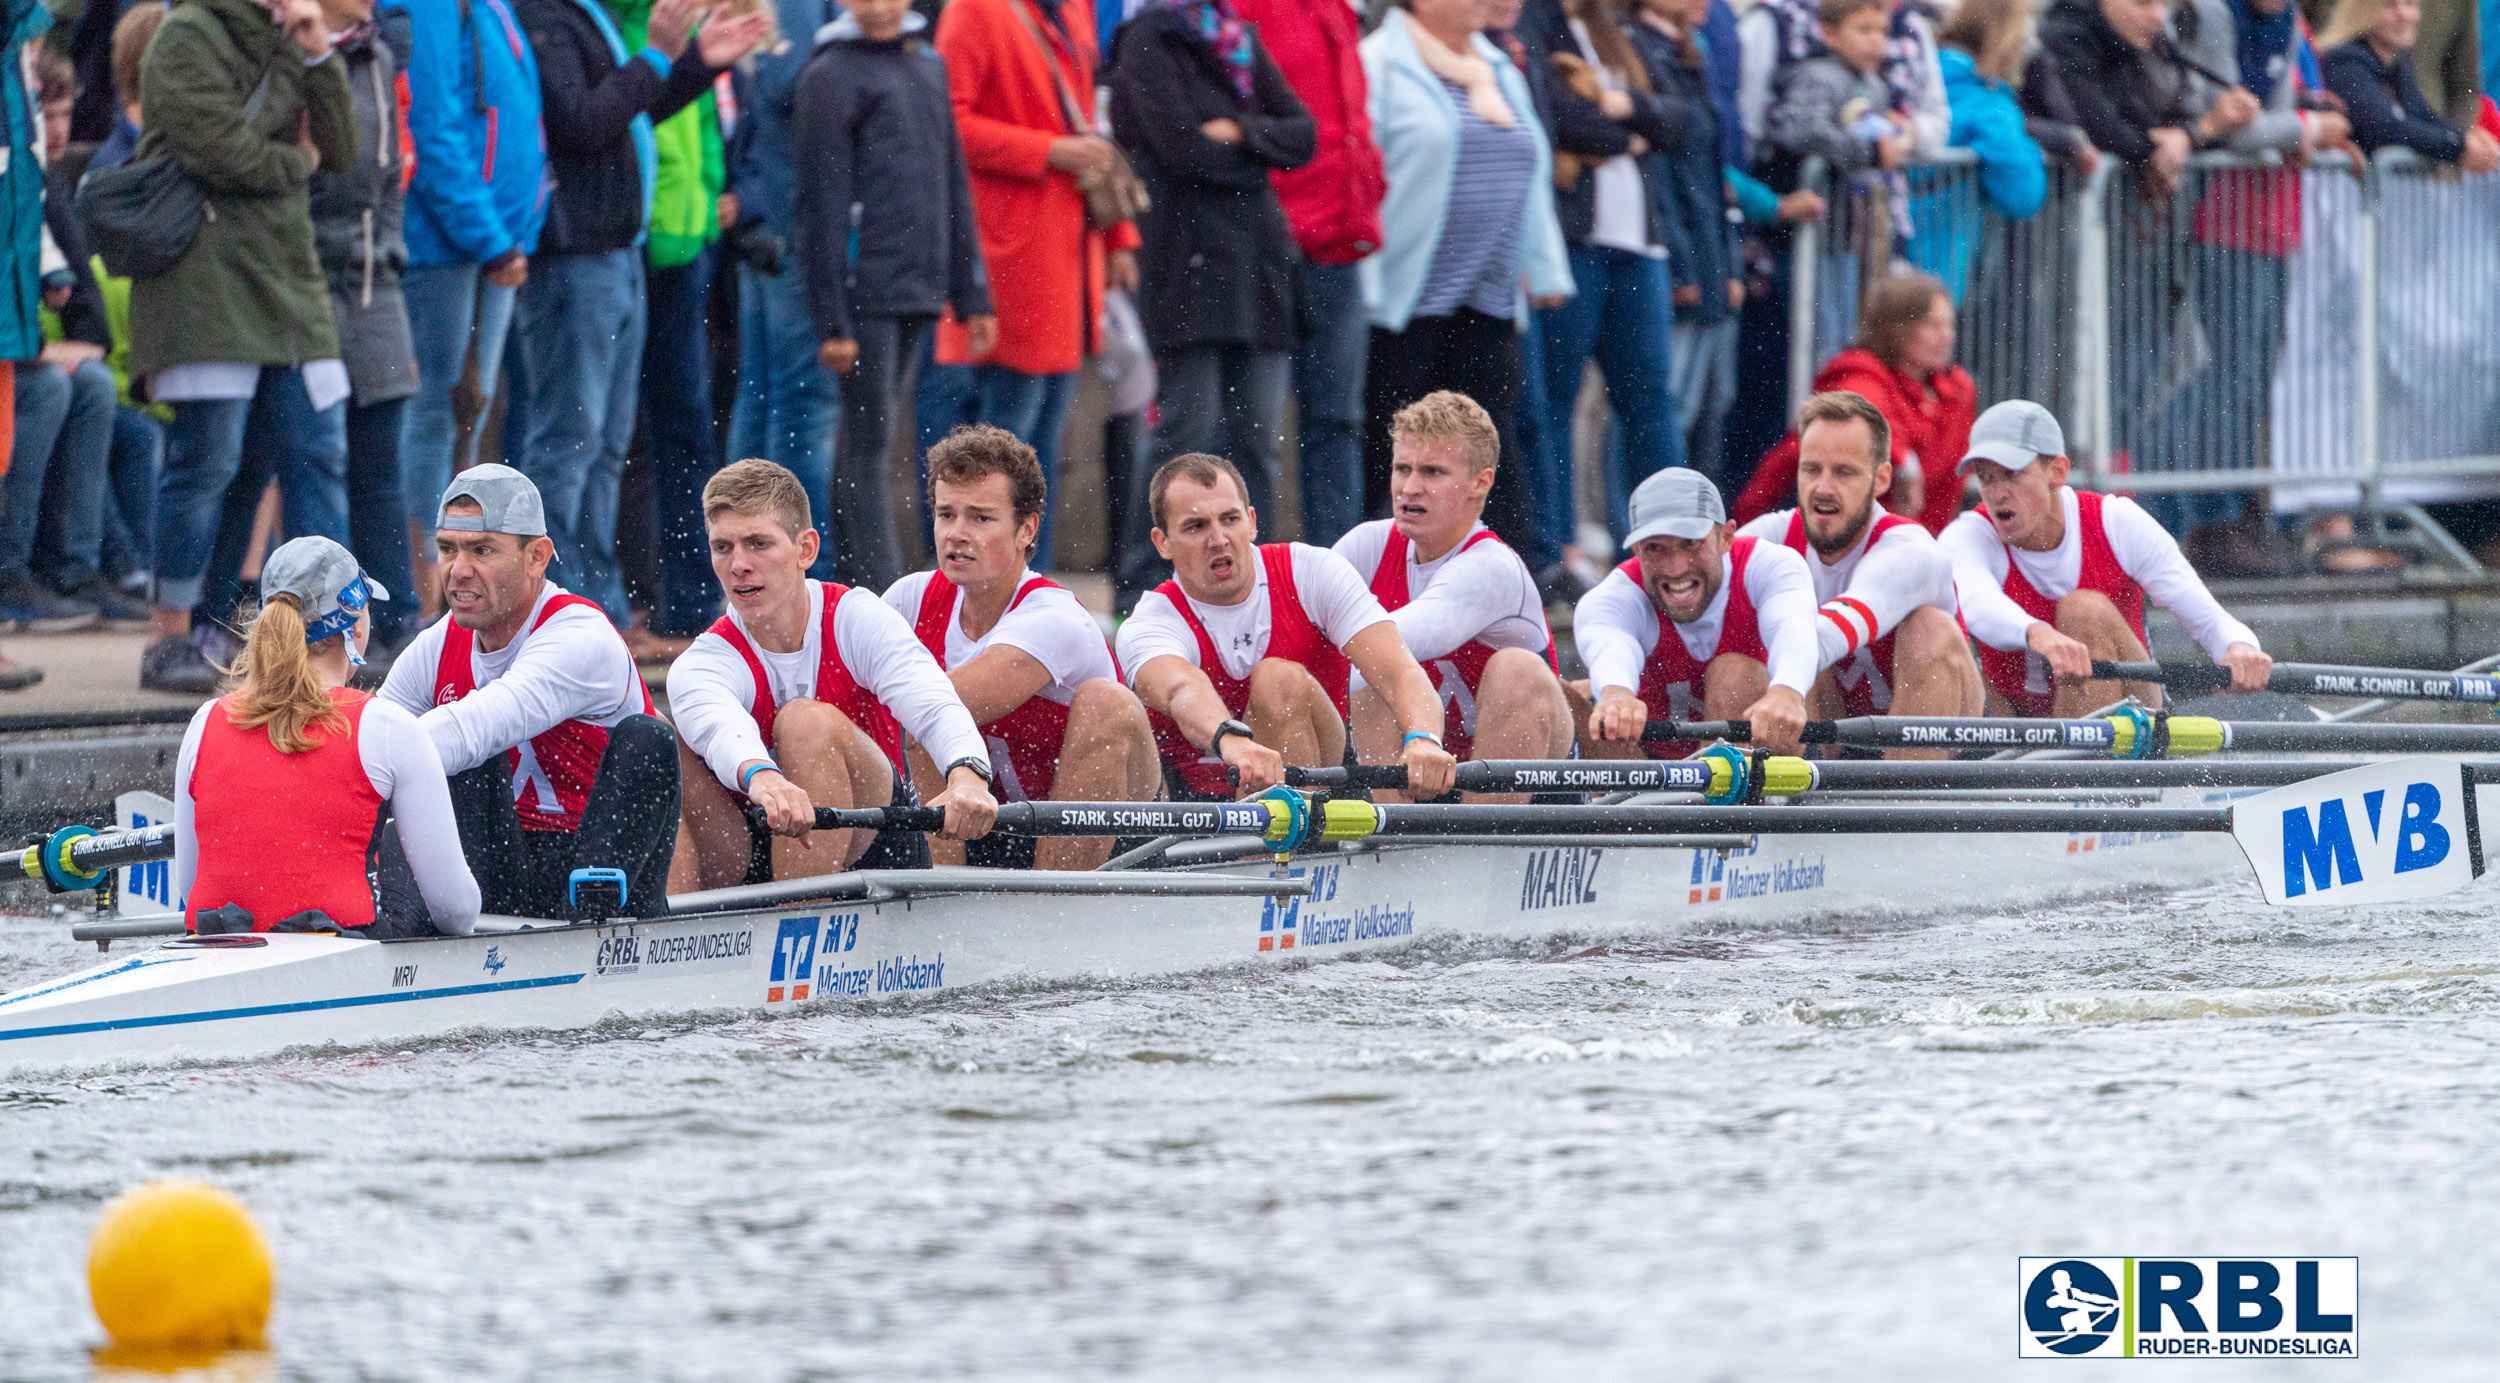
1208, 718, 1255, 756
944, 755, 995, 786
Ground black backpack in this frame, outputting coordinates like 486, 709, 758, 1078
75, 70, 273, 280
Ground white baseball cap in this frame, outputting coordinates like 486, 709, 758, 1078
260, 536, 387, 661
1624, 468, 1727, 545
439, 463, 549, 537
1958, 400, 2068, 474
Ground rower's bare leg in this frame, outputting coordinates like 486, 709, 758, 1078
1570, 678, 1642, 761
1348, 682, 1408, 801
1464, 648, 1573, 803
2050, 590, 2162, 718
1244, 657, 1346, 774
671, 737, 751, 893
1039, 678, 1159, 870
904, 737, 966, 868
772, 698, 894, 878
1701, 653, 1770, 728
1883, 606, 1986, 759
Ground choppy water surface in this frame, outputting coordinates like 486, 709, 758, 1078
5, 880, 2500, 1379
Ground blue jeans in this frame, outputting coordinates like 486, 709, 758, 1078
518, 248, 646, 621
346, 397, 416, 645
1538, 244, 1683, 545
1671, 317, 1742, 491
5, 359, 115, 583
728, 259, 839, 573
970, 365, 1075, 569
101, 405, 162, 586
1292, 258, 1368, 546
154, 368, 348, 613
401, 262, 518, 534
1514, 312, 1557, 570
640, 249, 721, 635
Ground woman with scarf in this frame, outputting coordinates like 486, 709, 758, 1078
1109, 0, 1315, 546
1358, 0, 1574, 560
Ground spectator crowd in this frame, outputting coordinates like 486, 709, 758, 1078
0, 0, 2494, 693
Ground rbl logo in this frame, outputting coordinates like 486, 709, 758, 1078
2018, 1258, 2358, 1358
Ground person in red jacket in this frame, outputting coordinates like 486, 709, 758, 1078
1732, 271, 1976, 535
1233, 0, 1387, 548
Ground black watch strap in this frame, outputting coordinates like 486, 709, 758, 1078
944, 755, 995, 785
1209, 718, 1254, 755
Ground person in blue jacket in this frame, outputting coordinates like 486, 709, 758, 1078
393, 0, 549, 621
1935, 0, 2045, 219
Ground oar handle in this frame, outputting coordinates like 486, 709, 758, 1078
1283, 765, 1407, 791
814, 806, 945, 833
1644, 720, 1840, 744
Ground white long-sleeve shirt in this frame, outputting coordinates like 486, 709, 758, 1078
668, 579, 989, 792
1573, 541, 1823, 699
174, 697, 483, 935
1940, 487, 2262, 659
881, 569, 1117, 705
377, 582, 646, 776
1330, 520, 1550, 690
1734, 510, 1958, 667
1115, 543, 1392, 684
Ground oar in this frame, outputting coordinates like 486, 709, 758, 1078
16, 823, 175, 893
1292, 756, 2500, 796
2094, 659, 2500, 704
1644, 714, 2500, 757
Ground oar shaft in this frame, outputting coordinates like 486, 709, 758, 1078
1647, 715, 2159, 753
1299, 756, 2500, 795
814, 800, 1282, 838
2096, 659, 2500, 703
18, 822, 174, 890
1331, 801, 2234, 838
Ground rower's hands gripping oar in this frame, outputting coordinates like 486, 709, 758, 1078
925, 763, 1000, 841
1742, 685, 1808, 755
742, 762, 819, 838
1588, 685, 1651, 746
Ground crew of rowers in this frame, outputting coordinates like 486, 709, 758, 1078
173, 386, 2271, 939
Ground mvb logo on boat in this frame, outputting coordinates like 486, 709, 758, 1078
767, 916, 819, 1003
2017, 1258, 2358, 1358
1257, 862, 1341, 951
2229, 758, 2484, 907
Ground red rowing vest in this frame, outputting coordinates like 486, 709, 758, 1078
1780, 508, 1922, 716
433, 592, 654, 832
1148, 544, 1351, 797
709, 579, 907, 776
1366, 527, 1556, 759
185, 688, 386, 932
1976, 491, 2147, 717
1628, 538, 1769, 759
912, 573, 1085, 802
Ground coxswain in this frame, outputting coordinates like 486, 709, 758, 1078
1731, 391, 1981, 740
378, 466, 680, 919
668, 459, 999, 889
178, 538, 481, 937
1574, 468, 1821, 757
1115, 453, 1458, 799
1331, 392, 1570, 798
1941, 400, 2269, 717
883, 425, 1157, 869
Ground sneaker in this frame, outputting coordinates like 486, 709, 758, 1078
140, 635, 223, 695
54, 574, 149, 627
0, 571, 100, 633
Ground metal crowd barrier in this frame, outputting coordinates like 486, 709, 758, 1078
1789, 148, 2500, 567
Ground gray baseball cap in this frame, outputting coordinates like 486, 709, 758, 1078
1958, 399, 2067, 474
260, 536, 388, 652
1624, 467, 1727, 544
438, 463, 548, 537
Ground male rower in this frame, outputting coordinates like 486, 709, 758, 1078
1115, 453, 1458, 800
1331, 392, 1571, 793
1574, 468, 1821, 758
884, 425, 1157, 869
378, 466, 679, 919
1732, 391, 1982, 725
1941, 400, 2269, 718
668, 459, 998, 890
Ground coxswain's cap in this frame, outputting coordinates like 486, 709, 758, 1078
1959, 400, 2067, 474
260, 536, 387, 663
1623, 467, 1727, 545
438, 463, 548, 537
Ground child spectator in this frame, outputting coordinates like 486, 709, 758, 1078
792, 0, 994, 591
1766, 0, 1918, 180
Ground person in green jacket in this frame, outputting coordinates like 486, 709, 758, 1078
130, 0, 360, 693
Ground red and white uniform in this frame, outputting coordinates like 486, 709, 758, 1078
1572, 538, 1821, 757
379, 583, 652, 833
669, 577, 989, 795
175, 688, 481, 934
1735, 507, 1959, 714
884, 567, 1119, 802
1941, 487, 2260, 717
1115, 542, 1390, 796
1332, 519, 1554, 758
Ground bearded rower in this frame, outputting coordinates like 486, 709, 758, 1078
1940, 400, 2269, 718
378, 467, 679, 920
1331, 392, 1570, 797
1115, 452, 1458, 800
669, 459, 998, 889
1731, 391, 1981, 734
884, 425, 1157, 870
1574, 468, 1821, 757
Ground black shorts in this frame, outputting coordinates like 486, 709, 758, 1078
741, 777, 930, 884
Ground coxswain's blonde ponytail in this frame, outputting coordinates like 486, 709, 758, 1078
224, 594, 349, 754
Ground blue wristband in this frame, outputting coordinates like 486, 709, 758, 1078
739, 761, 777, 794
1403, 731, 1442, 746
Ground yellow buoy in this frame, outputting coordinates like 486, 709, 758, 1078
87, 1181, 273, 1349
